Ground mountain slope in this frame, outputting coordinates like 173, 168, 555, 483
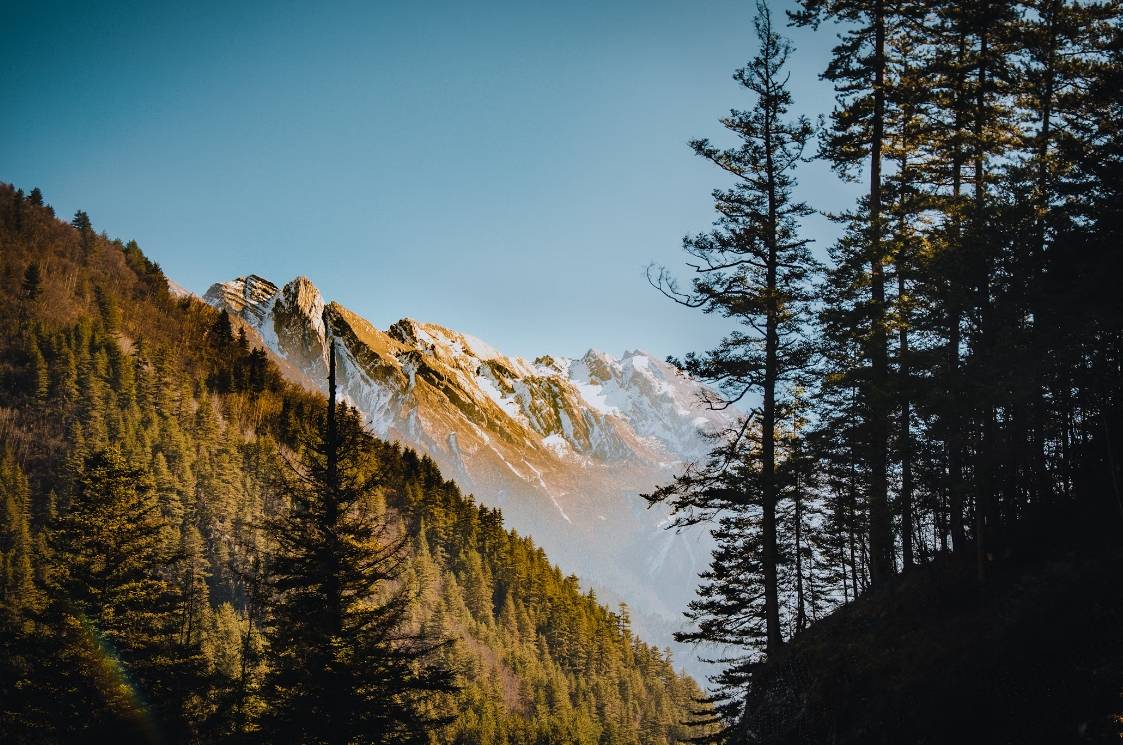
202, 274, 734, 664
734, 550, 1123, 744
0, 184, 712, 743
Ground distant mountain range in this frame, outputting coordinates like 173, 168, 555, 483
202, 273, 734, 671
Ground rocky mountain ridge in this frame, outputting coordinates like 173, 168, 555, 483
203, 274, 735, 672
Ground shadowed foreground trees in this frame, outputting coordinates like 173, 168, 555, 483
261, 345, 456, 743
654, 0, 1123, 741
646, 0, 817, 726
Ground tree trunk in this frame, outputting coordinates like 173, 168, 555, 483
867, 0, 894, 586
973, 22, 995, 584
1031, 0, 1060, 512
794, 462, 807, 632
948, 24, 968, 555
898, 263, 915, 571
760, 88, 784, 655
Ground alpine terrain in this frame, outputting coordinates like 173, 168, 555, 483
203, 274, 735, 665
0, 185, 713, 743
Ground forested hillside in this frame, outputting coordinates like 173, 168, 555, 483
0, 184, 709, 744
647, 1, 1123, 742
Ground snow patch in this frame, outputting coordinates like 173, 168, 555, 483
542, 433, 570, 457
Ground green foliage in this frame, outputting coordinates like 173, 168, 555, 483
0, 183, 707, 743
260, 350, 456, 743
44, 449, 204, 740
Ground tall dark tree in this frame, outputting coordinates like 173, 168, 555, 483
790, 0, 909, 585
20, 263, 41, 304
922, 0, 975, 554
71, 210, 93, 256
261, 342, 456, 744
649, 0, 815, 658
17, 263, 42, 331
210, 309, 234, 348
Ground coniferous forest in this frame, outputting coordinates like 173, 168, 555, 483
3, 0, 1123, 742
646, 1, 1123, 742
0, 188, 708, 742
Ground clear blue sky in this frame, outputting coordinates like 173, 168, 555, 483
2, 0, 857, 361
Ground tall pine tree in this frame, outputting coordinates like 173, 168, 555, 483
647, 0, 816, 726
261, 341, 456, 744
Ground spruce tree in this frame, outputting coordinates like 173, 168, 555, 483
45, 449, 200, 741
70, 211, 93, 256
261, 341, 456, 744
791, 0, 894, 585
0, 454, 36, 619
646, 0, 815, 729
790, 0, 939, 586
0, 454, 48, 743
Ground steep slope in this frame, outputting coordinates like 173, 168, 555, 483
734, 550, 1123, 744
203, 274, 734, 667
0, 183, 711, 743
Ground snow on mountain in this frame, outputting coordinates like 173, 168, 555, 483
166, 277, 195, 299
568, 349, 729, 459
204, 274, 736, 675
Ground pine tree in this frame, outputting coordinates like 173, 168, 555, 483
0, 453, 37, 621
0, 454, 48, 743
17, 264, 42, 330
71, 210, 93, 257
45, 449, 199, 741
647, 0, 815, 659
26, 334, 49, 404
211, 309, 234, 348
790, 0, 941, 586
790, 0, 895, 585
261, 342, 456, 743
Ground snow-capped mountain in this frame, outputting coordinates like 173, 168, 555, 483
203, 274, 735, 671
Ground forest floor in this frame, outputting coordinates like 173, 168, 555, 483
741, 540, 1123, 744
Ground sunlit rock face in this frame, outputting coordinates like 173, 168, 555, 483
205, 273, 736, 675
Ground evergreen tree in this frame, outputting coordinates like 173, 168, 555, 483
20, 263, 41, 303
26, 335, 49, 403
261, 342, 456, 744
0, 454, 47, 742
648, 0, 815, 661
0, 453, 37, 621
790, 0, 899, 585
71, 210, 93, 257
210, 309, 235, 349
17, 264, 42, 330
45, 449, 200, 741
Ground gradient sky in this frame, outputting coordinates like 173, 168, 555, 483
2, 0, 858, 362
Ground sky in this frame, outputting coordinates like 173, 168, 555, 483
2, 0, 858, 362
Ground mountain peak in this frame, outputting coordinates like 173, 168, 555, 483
203, 274, 279, 326
201, 270, 735, 670
285, 274, 320, 296
279, 275, 326, 337
579, 348, 616, 383
386, 317, 423, 347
